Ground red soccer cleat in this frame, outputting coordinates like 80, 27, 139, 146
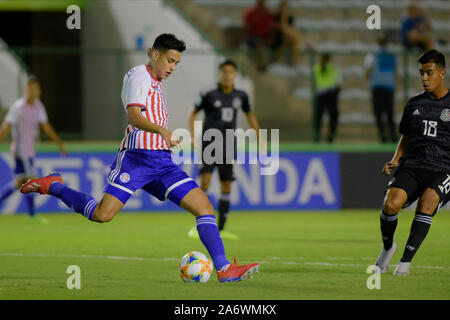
216, 258, 260, 283
20, 173, 63, 195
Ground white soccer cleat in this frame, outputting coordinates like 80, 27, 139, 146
375, 242, 397, 273
393, 262, 411, 276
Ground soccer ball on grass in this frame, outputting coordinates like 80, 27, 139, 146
179, 251, 213, 283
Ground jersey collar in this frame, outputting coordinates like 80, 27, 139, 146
217, 83, 234, 94
426, 88, 450, 101
146, 64, 162, 82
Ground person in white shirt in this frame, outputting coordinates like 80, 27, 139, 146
0, 76, 67, 217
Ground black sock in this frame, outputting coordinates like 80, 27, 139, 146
380, 209, 398, 250
217, 193, 230, 231
400, 212, 432, 263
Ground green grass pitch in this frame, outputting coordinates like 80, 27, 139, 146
0, 210, 449, 300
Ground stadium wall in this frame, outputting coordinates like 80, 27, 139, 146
82, 0, 254, 141
0, 39, 27, 110
0, 148, 413, 213
82, 0, 128, 140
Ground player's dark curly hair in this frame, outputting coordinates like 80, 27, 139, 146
219, 59, 238, 70
152, 33, 186, 53
418, 49, 446, 68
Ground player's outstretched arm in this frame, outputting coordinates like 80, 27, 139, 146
127, 106, 181, 148
189, 109, 199, 147
0, 122, 11, 143
382, 134, 410, 175
40, 122, 67, 156
245, 111, 261, 141
246, 111, 268, 154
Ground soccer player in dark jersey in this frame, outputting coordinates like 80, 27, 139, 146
188, 59, 261, 240
375, 49, 450, 275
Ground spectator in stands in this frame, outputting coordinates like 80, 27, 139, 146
401, 3, 433, 52
364, 35, 397, 143
312, 53, 341, 143
271, 0, 302, 66
243, 0, 274, 71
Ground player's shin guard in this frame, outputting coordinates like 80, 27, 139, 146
400, 212, 432, 263
24, 194, 35, 217
49, 183, 97, 221
380, 209, 398, 250
218, 193, 230, 231
196, 215, 230, 271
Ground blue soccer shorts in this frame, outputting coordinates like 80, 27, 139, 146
15, 156, 36, 179
104, 149, 199, 205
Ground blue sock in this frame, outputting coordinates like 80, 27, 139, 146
24, 194, 35, 217
196, 215, 229, 271
49, 182, 97, 221
0, 184, 16, 206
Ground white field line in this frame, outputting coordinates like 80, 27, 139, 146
0, 253, 448, 270
0, 252, 178, 261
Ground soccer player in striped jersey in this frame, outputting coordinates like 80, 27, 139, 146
21, 34, 259, 282
0, 76, 67, 218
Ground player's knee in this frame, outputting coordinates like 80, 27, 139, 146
221, 183, 231, 194
204, 201, 215, 215
383, 198, 402, 215
92, 209, 115, 223
94, 214, 114, 223
200, 173, 212, 191
221, 187, 231, 195
417, 189, 440, 214
196, 200, 215, 216
200, 180, 211, 191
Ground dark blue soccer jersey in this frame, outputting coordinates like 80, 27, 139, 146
399, 91, 450, 171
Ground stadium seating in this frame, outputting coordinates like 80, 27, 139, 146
172, 0, 450, 141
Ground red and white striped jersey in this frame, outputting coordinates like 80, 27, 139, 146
120, 64, 169, 151
5, 97, 48, 159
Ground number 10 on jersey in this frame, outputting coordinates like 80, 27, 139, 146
221, 108, 234, 122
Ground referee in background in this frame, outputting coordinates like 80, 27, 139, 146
313, 53, 341, 143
